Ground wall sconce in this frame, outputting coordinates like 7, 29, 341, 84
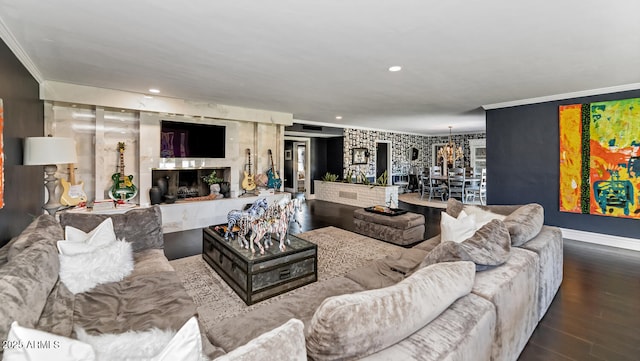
24, 137, 77, 215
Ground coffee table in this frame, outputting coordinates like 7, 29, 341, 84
202, 226, 318, 305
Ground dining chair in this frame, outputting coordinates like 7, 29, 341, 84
448, 167, 466, 202
421, 166, 447, 201
478, 168, 487, 205
465, 168, 487, 204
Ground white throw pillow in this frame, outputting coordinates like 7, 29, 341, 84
76, 316, 203, 361
3, 321, 96, 361
440, 210, 477, 243
58, 218, 117, 255
463, 205, 506, 228
59, 239, 134, 294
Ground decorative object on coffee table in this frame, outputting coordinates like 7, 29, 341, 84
364, 205, 408, 216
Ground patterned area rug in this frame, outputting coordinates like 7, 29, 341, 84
169, 226, 403, 330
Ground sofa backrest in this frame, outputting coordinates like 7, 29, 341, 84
59, 206, 164, 252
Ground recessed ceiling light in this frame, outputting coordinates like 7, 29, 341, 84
388, 66, 402, 72
144, 95, 154, 99
149, 88, 160, 94
336, 116, 343, 120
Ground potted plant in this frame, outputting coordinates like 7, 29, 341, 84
202, 171, 225, 197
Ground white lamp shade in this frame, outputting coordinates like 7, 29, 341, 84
24, 137, 78, 165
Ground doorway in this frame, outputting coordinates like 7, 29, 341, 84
293, 142, 306, 193
284, 136, 311, 199
375, 140, 392, 185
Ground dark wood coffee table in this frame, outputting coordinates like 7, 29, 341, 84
202, 226, 318, 305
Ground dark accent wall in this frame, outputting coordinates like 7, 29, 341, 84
308, 137, 344, 194
0, 39, 44, 245
486, 89, 640, 239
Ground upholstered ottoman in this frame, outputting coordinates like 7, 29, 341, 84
353, 209, 425, 246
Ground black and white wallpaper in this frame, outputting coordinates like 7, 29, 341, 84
343, 128, 486, 177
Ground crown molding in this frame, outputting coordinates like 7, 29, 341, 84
483, 83, 640, 110
0, 15, 43, 83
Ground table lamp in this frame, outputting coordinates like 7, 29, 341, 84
24, 136, 77, 215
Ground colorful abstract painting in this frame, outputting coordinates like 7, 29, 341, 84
559, 97, 640, 219
0, 99, 3, 209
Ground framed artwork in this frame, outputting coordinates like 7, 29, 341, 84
352, 147, 369, 164
0, 99, 3, 209
432, 143, 448, 169
285, 149, 292, 161
559, 97, 640, 219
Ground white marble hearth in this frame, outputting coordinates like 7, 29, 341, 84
160, 193, 290, 233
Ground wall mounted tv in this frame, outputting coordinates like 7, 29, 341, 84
160, 120, 226, 158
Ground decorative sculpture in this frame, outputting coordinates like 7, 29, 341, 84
224, 198, 268, 242
225, 196, 303, 255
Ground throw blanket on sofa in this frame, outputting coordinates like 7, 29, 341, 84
421, 219, 511, 271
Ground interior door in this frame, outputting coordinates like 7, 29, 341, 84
376, 142, 388, 179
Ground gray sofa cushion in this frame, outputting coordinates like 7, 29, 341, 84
306, 261, 476, 361
420, 219, 511, 271
345, 248, 429, 289
359, 293, 496, 361
214, 319, 307, 361
446, 199, 544, 246
5, 214, 62, 262
0, 240, 60, 342
208, 276, 365, 353
502, 203, 544, 246
59, 206, 164, 252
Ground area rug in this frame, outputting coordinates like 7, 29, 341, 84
169, 226, 404, 330
399, 192, 448, 208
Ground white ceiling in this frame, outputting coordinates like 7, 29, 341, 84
1, 0, 640, 135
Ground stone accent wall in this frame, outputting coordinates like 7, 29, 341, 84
314, 180, 399, 208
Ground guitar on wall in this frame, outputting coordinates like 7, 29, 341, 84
60, 164, 87, 206
241, 148, 257, 191
108, 142, 138, 201
266, 149, 282, 190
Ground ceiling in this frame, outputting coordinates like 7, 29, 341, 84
1, 1, 639, 135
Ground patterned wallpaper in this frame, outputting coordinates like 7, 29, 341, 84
343, 128, 486, 177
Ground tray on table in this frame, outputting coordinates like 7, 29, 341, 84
364, 206, 408, 216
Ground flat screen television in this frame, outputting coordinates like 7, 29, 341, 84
160, 120, 226, 158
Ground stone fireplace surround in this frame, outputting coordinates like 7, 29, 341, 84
152, 167, 231, 200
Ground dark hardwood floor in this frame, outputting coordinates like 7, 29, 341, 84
288, 196, 640, 361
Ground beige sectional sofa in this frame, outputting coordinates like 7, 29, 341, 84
211, 199, 563, 360
0, 200, 562, 361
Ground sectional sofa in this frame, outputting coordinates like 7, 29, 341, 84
0, 199, 562, 360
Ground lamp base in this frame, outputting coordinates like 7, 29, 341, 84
43, 164, 61, 215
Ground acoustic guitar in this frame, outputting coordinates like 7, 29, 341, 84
266, 149, 282, 190
108, 142, 138, 201
241, 148, 257, 191
60, 164, 87, 206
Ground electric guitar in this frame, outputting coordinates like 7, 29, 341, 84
266, 149, 282, 190
60, 164, 87, 206
241, 148, 257, 191
108, 142, 138, 201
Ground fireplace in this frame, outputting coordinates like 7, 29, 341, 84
152, 167, 231, 200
